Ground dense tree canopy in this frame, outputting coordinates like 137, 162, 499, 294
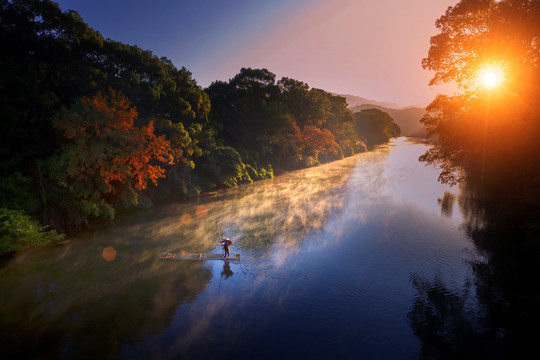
0, 1, 398, 252
420, 0, 540, 191
206, 68, 362, 172
0, 0, 213, 239
353, 108, 401, 149
42, 92, 174, 230
0, 0, 210, 176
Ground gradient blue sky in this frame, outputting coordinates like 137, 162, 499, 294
55, 0, 457, 106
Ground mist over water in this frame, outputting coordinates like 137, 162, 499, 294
0, 138, 483, 359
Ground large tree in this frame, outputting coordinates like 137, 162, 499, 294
417, 2, 540, 355
420, 0, 540, 193
43, 92, 173, 230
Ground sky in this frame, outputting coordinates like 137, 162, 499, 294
54, 0, 458, 107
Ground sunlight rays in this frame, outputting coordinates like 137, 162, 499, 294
478, 65, 505, 89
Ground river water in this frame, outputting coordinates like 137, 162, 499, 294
0, 137, 484, 359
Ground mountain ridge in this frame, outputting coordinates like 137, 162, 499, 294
337, 94, 427, 137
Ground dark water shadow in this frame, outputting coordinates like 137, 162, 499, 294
409, 181, 540, 359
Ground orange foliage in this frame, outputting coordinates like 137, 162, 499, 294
273, 122, 339, 161
301, 125, 338, 156
56, 92, 173, 192
89, 91, 136, 133
124, 121, 174, 190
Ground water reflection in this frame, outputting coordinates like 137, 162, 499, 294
0, 148, 360, 358
409, 177, 540, 359
0, 138, 486, 359
408, 272, 505, 360
221, 261, 234, 280
0, 254, 212, 358
438, 191, 457, 218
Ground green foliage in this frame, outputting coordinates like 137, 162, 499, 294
0, 0, 105, 175
0, 0, 214, 233
43, 92, 173, 229
196, 146, 252, 188
0, 2, 370, 250
0, 207, 64, 255
0, 0, 210, 173
0, 173, 37, 213
353, 108, 401, 148
206, 68, 360, 171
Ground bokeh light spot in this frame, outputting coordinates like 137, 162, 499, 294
180, 213, 192, 224
195, 205, 208, 218
102, 246, 117, 262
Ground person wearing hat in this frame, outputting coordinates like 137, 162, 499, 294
220, 236, 233, 259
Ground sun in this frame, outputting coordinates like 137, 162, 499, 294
479, 66, 504, 89
483, 72, 498, 88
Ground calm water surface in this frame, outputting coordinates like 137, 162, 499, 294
0, 138, 483, 359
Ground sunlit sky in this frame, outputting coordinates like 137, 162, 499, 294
55, 0, 457, 107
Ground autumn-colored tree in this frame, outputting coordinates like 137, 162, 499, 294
207, 68, 360, 172
44, 92, 173, 228
301, 125, 340, 162
269, 121, 340, 169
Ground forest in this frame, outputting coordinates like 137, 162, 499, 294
0, 0, 400, 253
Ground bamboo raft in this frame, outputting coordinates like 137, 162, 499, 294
160, 252, 241, 261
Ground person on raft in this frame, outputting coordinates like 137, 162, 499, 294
220, 236, 233, 259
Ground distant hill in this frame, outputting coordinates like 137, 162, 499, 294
336, 94, 426, 137
350, 104, 426, 137
338, 94, 405, 110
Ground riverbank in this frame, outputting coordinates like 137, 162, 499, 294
1, 137, 481, 359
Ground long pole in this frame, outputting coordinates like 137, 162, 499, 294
217, 223, 224, 257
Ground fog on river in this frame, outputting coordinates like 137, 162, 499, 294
0, 137, 484, 359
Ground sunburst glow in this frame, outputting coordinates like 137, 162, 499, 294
479, 66, 504, 89
483, 72, 497, 87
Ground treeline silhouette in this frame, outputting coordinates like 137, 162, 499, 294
0, 0, 400, 252
410, 1, 540, 357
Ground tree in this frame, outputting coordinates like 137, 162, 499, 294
206, 68, 283, 151
44, 92, 173, 229
354, 108, 401, 148
420, 0, 540, 190
301, 125, 340, 164
0, 0, 105, 175
1, 0, 215, 230
207, 68, 361, 172
420, 6, 540, 346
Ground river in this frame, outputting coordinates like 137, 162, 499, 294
0, 137, 485, 359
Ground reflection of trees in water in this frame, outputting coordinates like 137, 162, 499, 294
408, 273, 505, 359
410, 182, 540, 358
438, 191, 456, 218
0, 155, 363, 358
0, 250, 212, 359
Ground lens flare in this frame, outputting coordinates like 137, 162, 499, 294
479, 65, 504, 89
102, 246, 117, 262
180, 213, 192, 224
195, 205, 208, 218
